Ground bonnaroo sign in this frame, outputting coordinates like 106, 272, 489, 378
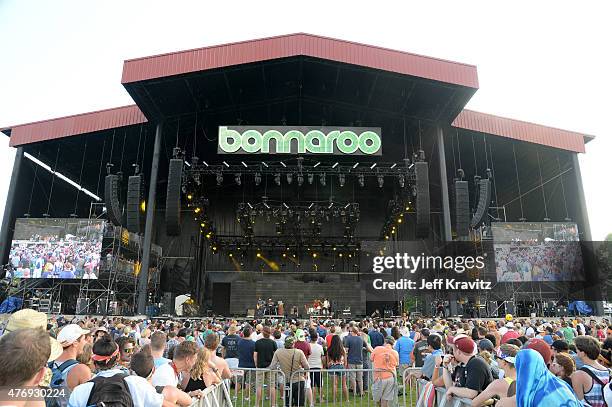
218, 126, 382, 155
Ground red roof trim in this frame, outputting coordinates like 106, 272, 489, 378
452, 109, 592, 153
2, 105, 147, 147
121, 33, 479, 89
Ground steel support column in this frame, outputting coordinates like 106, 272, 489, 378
137, 123, 163, 314
0, 147, 23, 270
572, 154, 602, 314
437, 127, 458, 316
437, 127, 452, 241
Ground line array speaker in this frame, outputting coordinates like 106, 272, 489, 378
470, 178, 491, 228
127, 174, 145, 234
166, 159, 183, 236
454, 180, 470, 237
415, 161, 430, 238
104, 174, 123, 226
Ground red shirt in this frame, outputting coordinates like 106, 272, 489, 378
294, 341, 311, 358
325, 334, 334, 349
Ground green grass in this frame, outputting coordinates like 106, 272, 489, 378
225, 378, 419, 407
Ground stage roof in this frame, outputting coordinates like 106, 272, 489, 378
0, 33, 595, 153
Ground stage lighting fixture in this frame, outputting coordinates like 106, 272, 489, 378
308, 173, 314, 184
187, 194, 193, 200
378, 175, 384, 188
313, 162, 321, 168
286, 173, 293, 184
256, 252, 262, 258
229, 253, 233, 257
235, 173, 242, 186
205, 232, 212, 239
254, 172, 262, 186
313, 252, 318, 258
194, 207, 202, 214
181, 185, 187, 193
320, 173, 326, 186
398, 175, 405, 188
200, 222, 206, 227
339, 174, 345, 187
339, 253, 343, 257
358, 174, 365, 187
274, 173, 281, 185
397, 218, 403, 224
297, 174, 304, 186
332, 162, 339, 169
216, 172, 223, 186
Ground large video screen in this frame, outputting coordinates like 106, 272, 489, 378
8, 218, 104, 279
491, 222, 584, 282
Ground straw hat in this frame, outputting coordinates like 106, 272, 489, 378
3, 309, 63, 362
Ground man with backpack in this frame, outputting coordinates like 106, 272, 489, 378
68, 334, 165, 406
52, 324, 93, 393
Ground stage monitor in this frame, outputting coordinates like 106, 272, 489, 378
8, 218, 104, 279
491, 222, 584, 282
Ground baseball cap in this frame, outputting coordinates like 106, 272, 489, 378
505, 322, 515, 328
285, 336, 296, 348
447, 333, 469, 345
478, 339, 494, 352
498, 350, 516, 365
454, 336, 476, 355
501, 330, 520, 344
57, 324, 90, 347
296, 329, 305, 341
524, 338, 552, 364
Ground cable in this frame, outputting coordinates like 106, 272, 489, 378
403, 117, 408, 159
471, 134, 478, 175
119, 130, 127, 173
512, 144, 525, 220
95, 138, 107, 197
557, 154, 570, 219
456, 129, 462, 169
536, 150, 549, 219
483, 132, 489, 170
26, 149, 41, 215
46, 145, 61, 216
488, 142, 500, 217
135, 125, 143, 171
451, 129, 457, 174
73, 140, 88, 215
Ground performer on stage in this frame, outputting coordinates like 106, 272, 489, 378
323, 298, 330, 316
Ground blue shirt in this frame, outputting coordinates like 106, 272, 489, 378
394, 336, 415, 365
154, 356, 171, 368
369, 330, 384, 348
343, 335, 367, 365
238, 338, 256, 368
421, 349, 443, 380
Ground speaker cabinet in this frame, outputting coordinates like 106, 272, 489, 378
165, 159, 183, 236
471, 178, 491, 228
127, 174, 145, 234
104, 174, 123, 226
454, 180, 470, 237
415, 162, 430, 238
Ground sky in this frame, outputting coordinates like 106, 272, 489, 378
0, 0, 610, 240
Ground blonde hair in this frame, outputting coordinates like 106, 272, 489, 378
478, 350, 492, 365
190, 348, 212, 381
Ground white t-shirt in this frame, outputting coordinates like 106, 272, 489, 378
151, 362, 178, 387
68, 369, 163, 407
525, 326, 535, 337
307, 342, 325, 368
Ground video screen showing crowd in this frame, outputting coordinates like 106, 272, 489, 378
6, 218, 104, 280
492, 222, 584, 282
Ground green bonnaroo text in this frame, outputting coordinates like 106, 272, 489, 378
218, 126, 382, 155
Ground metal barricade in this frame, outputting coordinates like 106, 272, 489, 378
289, 368, 398, 407
191, 382, 233, 407
229, 367, 286, 407
401, 367, 423, 407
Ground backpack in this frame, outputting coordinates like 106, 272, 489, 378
86, 374, 134, 407
45, 359, 78, 407
580, 367, 611, 407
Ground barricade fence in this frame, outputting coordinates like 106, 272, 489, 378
196, 366, 478, 407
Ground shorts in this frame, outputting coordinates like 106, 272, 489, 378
371, 377, 396, 402
236, 368, 254, 386
347, 364, 363, 382
256, 370, 276, 387
309, 369, 322, 388
328, 364, 345, 376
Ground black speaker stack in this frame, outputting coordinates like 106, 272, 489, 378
415, 161, 431, 238
454, 180, 470, 237
470, 177, 491, 228
165, 159, 183, 236
104, 174, 123, 226
127, 174, 146, 234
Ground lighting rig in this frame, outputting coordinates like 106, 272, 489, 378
379, 196, 413, 240
183, 157, 417, 188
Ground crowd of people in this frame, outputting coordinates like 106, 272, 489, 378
1, 310, 612, 406
8, 236, 102, 279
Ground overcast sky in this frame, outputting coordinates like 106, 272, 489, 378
0, 1, 610, 239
